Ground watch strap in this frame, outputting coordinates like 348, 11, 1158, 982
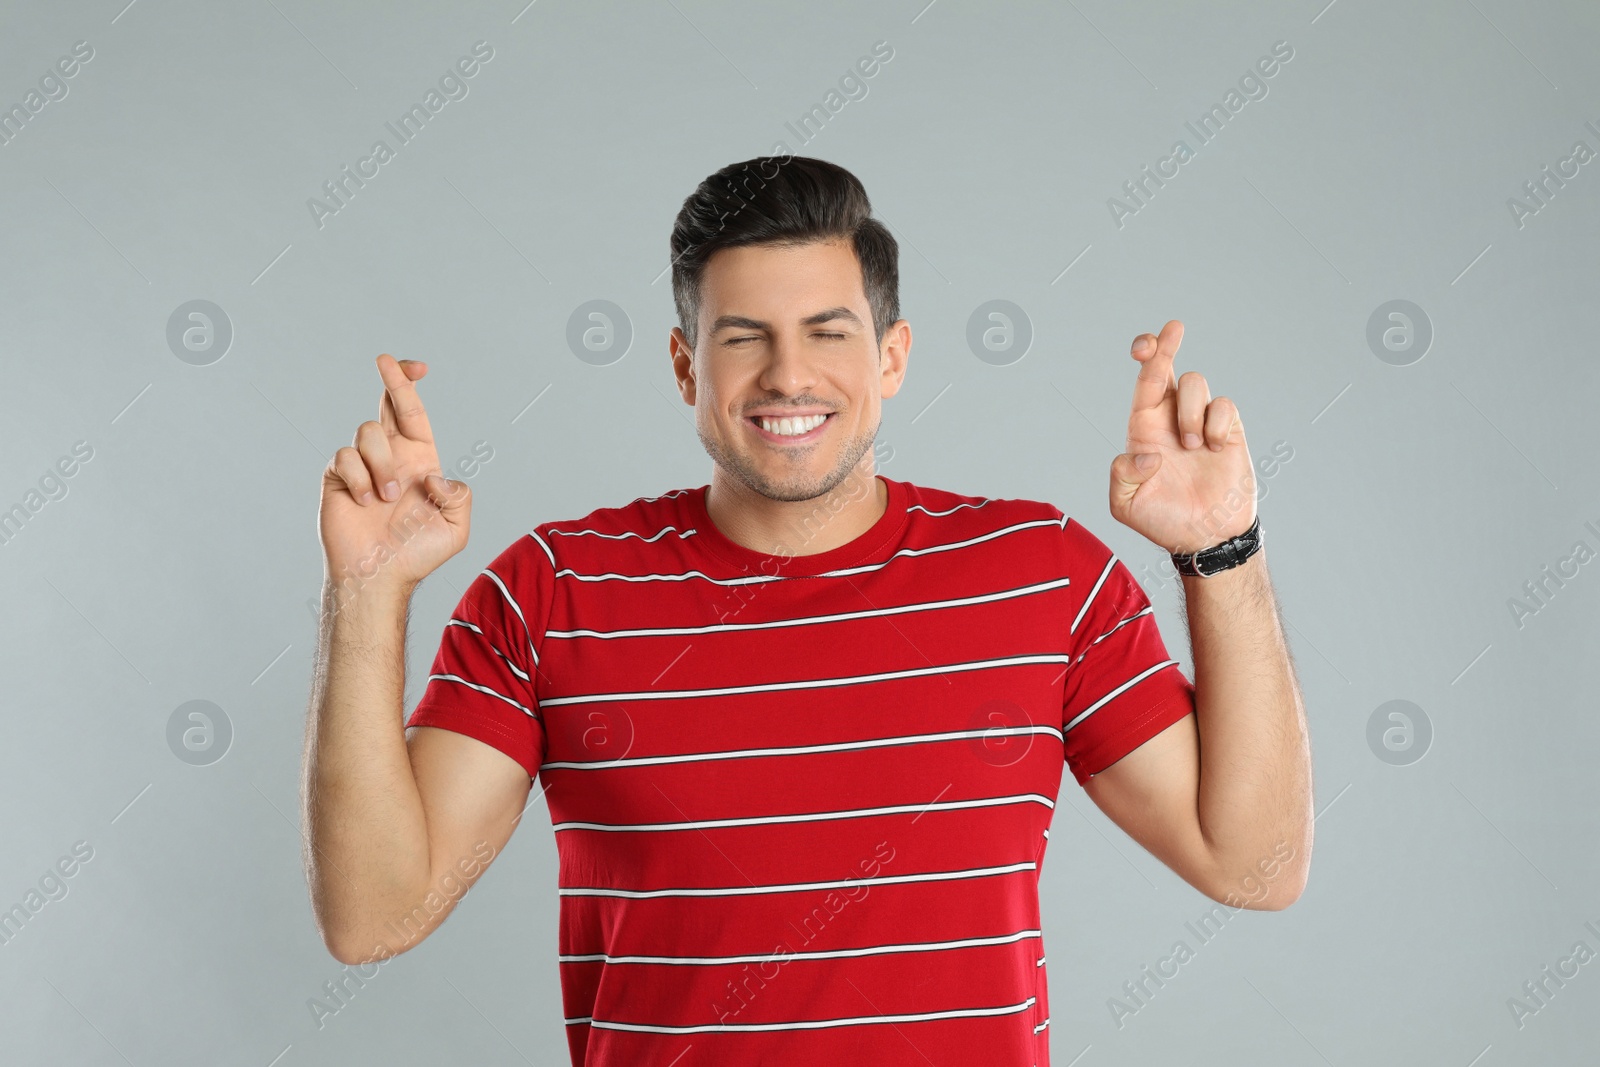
1171, 516, 1262, 577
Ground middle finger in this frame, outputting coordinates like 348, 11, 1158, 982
1176, 371, 1211, 448
354, 420, 401, 501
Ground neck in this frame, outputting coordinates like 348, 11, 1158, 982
705, 466, 886, 557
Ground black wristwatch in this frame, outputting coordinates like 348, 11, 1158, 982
1170, 516, 1262, 578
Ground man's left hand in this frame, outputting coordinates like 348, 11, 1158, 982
1110, 320, 1256, 555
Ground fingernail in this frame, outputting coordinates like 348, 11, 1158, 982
384, 480, 400, 500
360, 490, 375, 505
1183, 433, 1201, 448
1135, 338, 1153, 352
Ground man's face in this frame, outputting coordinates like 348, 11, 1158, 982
670, 238, 909, 503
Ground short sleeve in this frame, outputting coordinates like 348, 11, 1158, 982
1056, 515, 1196, 787
405, 533, 551, 779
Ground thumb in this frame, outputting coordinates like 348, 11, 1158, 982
424, 473, 471, 523
1109, 451, 1160, 513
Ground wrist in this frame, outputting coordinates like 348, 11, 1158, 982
1170, 515, 1262, 578
1179, 543, 1264, 587
320, 571, 416, 623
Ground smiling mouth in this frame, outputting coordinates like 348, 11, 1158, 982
747, 412, 834, 443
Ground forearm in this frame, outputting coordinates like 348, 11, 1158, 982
1179, 549, 1312, 902
301, 577, 433, 958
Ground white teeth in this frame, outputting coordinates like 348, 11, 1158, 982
757, 414, 828, 436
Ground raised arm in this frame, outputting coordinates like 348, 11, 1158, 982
1085, 322, 1312, 909
300, 354, 532, 965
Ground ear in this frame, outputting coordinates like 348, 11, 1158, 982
669, 326, 697, 404
877, 319, 911, 400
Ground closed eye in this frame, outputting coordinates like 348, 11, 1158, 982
724, 333, 849, 346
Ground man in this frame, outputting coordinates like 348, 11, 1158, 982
301, 155, 1312, 1066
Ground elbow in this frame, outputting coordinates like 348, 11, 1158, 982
318, 924, 365, 967
317, 918, 405, 967
1214, 860, 1308, 911
324, 936, 364, 968
1272, 862, 1311, 910
1240, 882, 1302, 911
1199, 836, 1311, 911
309, 881, 443, 964
323, 931, 401, 968
309, 887, 417, 966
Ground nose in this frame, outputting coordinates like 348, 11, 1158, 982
757, 332, 821, 396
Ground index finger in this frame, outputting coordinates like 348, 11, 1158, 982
1129, 319, 1184, 415
376, 353, 435, 443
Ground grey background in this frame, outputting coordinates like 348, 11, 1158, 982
3, 0, 1597, 1063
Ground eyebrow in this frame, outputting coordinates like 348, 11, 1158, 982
709, 306, 864, 333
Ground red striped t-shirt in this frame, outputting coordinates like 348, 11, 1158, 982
406, 474, 1196, 1066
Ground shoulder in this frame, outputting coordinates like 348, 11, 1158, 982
491, 486, 698, 572
898, 479, 1063, 531
900, 481, 1133, 573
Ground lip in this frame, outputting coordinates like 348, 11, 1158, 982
747, 412, 834, 445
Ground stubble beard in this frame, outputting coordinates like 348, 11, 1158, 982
698, 410, 880, 504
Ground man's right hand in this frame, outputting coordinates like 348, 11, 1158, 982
318, 354, 472, 596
